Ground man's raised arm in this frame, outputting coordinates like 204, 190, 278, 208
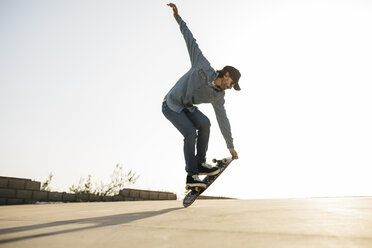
167, 3, 209, 68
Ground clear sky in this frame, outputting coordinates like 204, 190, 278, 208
1, 0, 371, 199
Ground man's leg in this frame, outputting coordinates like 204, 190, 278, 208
162, 102, 198, 175
185, 108, 211, 165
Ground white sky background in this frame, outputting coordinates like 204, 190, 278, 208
0, 0, 371, 199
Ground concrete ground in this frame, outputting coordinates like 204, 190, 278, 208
0, 197, 372, 248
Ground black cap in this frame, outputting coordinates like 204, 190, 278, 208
218, 66, 241, 91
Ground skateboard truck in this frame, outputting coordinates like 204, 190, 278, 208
212, 158, 228, 164
185, 185, 202, 192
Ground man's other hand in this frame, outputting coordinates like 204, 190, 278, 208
229, 148, 239, 160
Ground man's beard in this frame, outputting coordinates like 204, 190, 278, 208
221, 79, 229, 90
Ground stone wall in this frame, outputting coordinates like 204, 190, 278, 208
198, 195, 235, 200
0, 176, 177, 205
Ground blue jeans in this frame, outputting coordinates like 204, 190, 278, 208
162, 101, 210, 176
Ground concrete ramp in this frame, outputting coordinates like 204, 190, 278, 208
1, 197, 371, 247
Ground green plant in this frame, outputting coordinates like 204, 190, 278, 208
69, 164, 139, 196
69, 174, 93, 194
41, 172, 53, 191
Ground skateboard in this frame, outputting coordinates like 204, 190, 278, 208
183, 157, 234, 208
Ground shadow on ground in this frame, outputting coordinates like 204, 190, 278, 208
0, 207, 182, 244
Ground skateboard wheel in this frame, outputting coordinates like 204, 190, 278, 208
195, 187, 200, 192
212, 158, 217, 163
185, 185, 190, 190
222, 158, 227, 163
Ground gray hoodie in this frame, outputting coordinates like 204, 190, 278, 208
164, 15, 234, 149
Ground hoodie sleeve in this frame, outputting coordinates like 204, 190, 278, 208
175, 15, 209, 68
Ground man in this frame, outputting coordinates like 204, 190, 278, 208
163, 3, 241, 189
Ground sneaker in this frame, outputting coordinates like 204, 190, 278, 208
186, 175, 207, 188
198, 162, 220, 176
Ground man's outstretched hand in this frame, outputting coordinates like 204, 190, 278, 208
229, 148, 239, 160
167, 3, 179, 18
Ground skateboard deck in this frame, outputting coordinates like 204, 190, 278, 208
183, 157, 234, 207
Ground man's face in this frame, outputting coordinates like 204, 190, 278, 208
220, 72, 235, 91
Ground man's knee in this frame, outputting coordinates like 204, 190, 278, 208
199, 117, 211, 130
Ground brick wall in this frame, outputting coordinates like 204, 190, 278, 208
119, 189, 177, 201
0, 176, 177, 205
0, 176, 41, 205
198, 195, 234, 200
